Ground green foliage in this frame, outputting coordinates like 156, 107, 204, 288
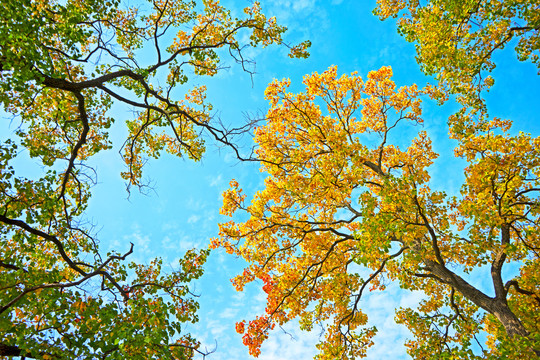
0, 0, 307, 358
375, 0, 540, 121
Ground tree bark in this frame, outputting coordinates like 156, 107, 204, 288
424, 259, 539, 356
491, 301, 529, 338
0, 343, 28, 357
491, 301, 540, 357
0, 343, 62, 359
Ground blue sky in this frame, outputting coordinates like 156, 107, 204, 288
85, 1, 540, 359
3, 0, 540, 359
83, 2, 431, 358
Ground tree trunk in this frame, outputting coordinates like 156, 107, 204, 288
424, 259, 539, 356
491, 301, 540, 357
492, 301, 528, 338
0, 343, 25, 357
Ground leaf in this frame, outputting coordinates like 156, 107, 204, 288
215, 63, 540, 358
0, 0, 308, 358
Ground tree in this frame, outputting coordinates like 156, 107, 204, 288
212, 65, 540, 359
0, 0, 309, 358
374, 0, 539, 126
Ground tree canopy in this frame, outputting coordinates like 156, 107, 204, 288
2, 0, 539, 359
212, 0, 540, 359
375, 0, 540, 123
0, 0, 308, 358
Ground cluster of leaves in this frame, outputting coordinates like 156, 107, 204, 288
212, 1, 540, 359
2, 0, 539, 358
374, 0, 539, 113
214, 66, 540, 360
0, 0, 309, 358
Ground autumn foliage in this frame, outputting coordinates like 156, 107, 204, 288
0, 0, 308, 358
213, 64, 540, 359
2, 0, 539, 359
212, 1, 540, 358
375, 0, 540, 118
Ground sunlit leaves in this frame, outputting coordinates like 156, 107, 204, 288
375, 0, 540, 122
213, 66, 436, 358
213, 65, 540, 358
0, 0, 307, 358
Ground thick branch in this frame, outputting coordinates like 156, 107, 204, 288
58, 91, 90, 199
0, 214, 88, 276
0, 260, 23, 272
505, 280, 540, 305
423, 259, 494, 311
0, 343, 59, 359
491, 224, 509, 300
0, 214, 133, 312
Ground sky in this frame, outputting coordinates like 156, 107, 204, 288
88, 1, 540, 359
4, 0, 540, 359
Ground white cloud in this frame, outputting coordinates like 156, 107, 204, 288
258, 322, 319, 360
361, 285, 423, 359
161, 235, 174, 249
131, 232, 150, 253
187, 197, 206, 211
188, 214, 201, 224
169, 256, 182, 268
207, 319, 230, 338
292, 0, 316, 12
220, 307, 239, 319
232, 290, 245, 302
209, 174, 223, 187
161, 230, 199, 252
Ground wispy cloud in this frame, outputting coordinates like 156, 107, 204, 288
219, 307, 239, 319
187, 214, 200, 224
259, 321, 319, 360
209, 174, 223, 187
292, 0, 316, 12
